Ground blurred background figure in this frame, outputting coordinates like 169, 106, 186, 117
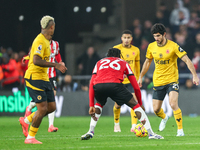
157, 2, 170, 27
140, 75, 153, 90
170, 0, 190, 34
192, 48, 200, 73
76, 46, 100, 91
1, 53, 20, 89
62, 75, 72, 92
142, 20, 154, 43
178, 60, 190, 85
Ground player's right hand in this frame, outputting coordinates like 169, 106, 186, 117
55, 63, 67, 73
138, 77, 143, 88
89, 107, 97, 121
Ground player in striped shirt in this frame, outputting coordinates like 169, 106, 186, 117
19, 40, 64, 135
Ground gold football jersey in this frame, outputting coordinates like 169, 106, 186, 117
114, 44, 140, 84
24, 33, 50, 81
146, 40, 187, 86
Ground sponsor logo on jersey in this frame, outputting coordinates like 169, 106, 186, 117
132, 52, 135, 55
126, 60, 133, 64
38, 45, 42, 50
179, 47, 184, 52
155, 59, 170, 64
166, 49, 169, 53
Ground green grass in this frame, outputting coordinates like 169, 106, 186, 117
0, 116, 200, 150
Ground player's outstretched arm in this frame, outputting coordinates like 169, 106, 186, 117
138, 58, 153, 87
181, 55, 199, 85
33, 55, 67, 73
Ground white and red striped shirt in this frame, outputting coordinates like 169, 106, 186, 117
47, 40, 62, 78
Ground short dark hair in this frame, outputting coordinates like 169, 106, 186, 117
151, 23, 166, 35
107, 48, 121, 58
122, 30, 132, 36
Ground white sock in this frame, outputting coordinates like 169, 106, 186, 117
28, 101, 36, 111
27, 134, 35, 139
163, 115, 168, 120
24, 117, 31, 124
131, 124, 136, 129
48, 111, 55, 127
134, 107, 154, 135
178, 128, 183, 132
89, 105, 102, 132
114, 123, 120, 126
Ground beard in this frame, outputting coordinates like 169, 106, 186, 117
157, 37, 164, 46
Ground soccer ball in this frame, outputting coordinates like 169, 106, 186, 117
133, 123, 148, 137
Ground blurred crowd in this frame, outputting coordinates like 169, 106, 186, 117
1, 0, 200, 91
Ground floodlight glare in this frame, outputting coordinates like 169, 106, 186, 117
86, 6, 92, 12
101, 7, 106, 13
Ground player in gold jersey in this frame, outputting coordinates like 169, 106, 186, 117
19, 15, 67, 144
138, 23, 199, 136
113, 30, 142, 132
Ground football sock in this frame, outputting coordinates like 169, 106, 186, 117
173, 108, 183, 129
28, 101, 36, 111
48, 111, 55, 127
27, 112, 35, 123
113, 105, 120, 125
134, 106, 154, 135
155, 108, 166, 119
27, 125, 39, 139
89, 105, 102, 132
130, 109, 137, 127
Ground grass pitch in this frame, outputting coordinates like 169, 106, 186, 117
0, 116, 200, 150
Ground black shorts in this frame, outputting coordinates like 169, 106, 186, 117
25, 78, 55, 103
50, 77, 57, 91
93, 83, 133, 106
153, 82, 179, 100
124, 83, 134, 93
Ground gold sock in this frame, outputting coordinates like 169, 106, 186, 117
113, 106, 120, 124
155, 108, 166, 119
173, 108, 183, 129
27, 112, 35, 123
29, 125, 39, 137
130, 109, 137, 125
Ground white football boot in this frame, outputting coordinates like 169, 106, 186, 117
81, 131, 94, 140
148, 133, 164, 139
176, 129, 185, 136
114, 125, 121, 132
159, 115, 169, 131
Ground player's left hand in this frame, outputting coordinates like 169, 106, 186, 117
193, 75, 199, 86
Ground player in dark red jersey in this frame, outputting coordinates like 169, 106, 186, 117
81, 48, 164, 140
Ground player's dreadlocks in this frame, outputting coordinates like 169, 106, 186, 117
107, 48, 121, 58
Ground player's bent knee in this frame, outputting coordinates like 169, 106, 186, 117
47, 102, 56, 113
169, 102, 178, 110
38, 107, 48, 116
114, 103, 121, 109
